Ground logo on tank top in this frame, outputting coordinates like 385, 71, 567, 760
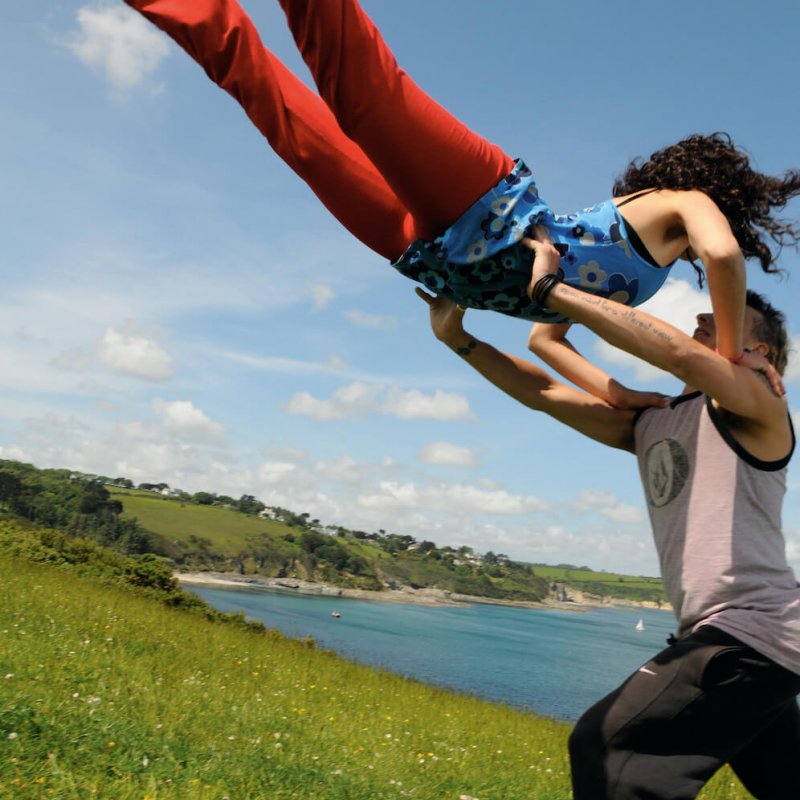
643, 438, 690, 507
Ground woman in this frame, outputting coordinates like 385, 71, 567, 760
123, 0, 798, 405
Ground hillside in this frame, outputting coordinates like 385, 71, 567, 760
109, 488, 552, 603
0, 459, 666, 606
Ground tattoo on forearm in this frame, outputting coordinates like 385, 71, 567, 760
456, 339, 478, 358
558, 286, 675, 343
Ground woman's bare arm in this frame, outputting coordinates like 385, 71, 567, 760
528, 321, 668, 410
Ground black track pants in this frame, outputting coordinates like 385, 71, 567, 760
569, 626, 800, 799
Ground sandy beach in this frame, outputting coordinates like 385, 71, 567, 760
176, 571, 671, 612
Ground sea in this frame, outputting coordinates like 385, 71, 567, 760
189, 584, 676, 723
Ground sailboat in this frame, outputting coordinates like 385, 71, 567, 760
635, 618, 645, 632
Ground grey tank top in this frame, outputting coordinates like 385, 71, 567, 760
634, 392, 800, 674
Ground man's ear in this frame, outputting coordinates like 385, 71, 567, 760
747, 342, 770, 360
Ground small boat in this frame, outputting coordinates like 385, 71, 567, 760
635, 618, 645, 632
331, 611, 341, 619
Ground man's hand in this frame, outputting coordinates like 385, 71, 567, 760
415, 287, 466, 344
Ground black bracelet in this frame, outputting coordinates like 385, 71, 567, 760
531, 274, 562, 308
456, 339, 478, 357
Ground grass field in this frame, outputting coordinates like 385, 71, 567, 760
109, 489, 290, 554
532, 565, 665, 603
1, 553, 748, 799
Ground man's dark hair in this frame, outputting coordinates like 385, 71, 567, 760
746, 290, 790, 375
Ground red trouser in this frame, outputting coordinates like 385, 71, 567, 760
124, 0, 514, 259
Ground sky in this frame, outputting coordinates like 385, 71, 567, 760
1, 0, 798, 575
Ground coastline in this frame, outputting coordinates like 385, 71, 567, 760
176, 571, 671, 613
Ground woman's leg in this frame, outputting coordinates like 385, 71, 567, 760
279, 0, 515, 240
123, 0, 414, 258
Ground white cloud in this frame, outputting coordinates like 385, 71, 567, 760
98, 326, 174, 381
344, 309, 399, 330
382, 387, 474, 421
571, 489, 619, 510
286, 382, 474, 422
325, 355, 351, 372
785, 528, 800, 564
501, 523, 659, 574
357, 481, 548, 515
419, 441, 479, 467
4, 411, 223, 486
784, 334, 800, 384
307, 283, 335, 311
259, 461, 298, 483
262, 446, 308, 462
152, 398, 224, 442
600, 505, 644, 524
65, 4, 170, 92
286, 382, 382, 421
49, 346, 93, 372
214, 348, 354, 377
571, 488, 644, 524
313, 456, 377, 484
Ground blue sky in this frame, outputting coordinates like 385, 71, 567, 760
1, 0, 798, 575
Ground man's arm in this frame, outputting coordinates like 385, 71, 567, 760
416, 289, 637, 451
541, 281, 785, 427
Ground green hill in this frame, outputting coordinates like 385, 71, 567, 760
109, 489, 666, 605
107, 487, 553, 602
0, 459, 665, 606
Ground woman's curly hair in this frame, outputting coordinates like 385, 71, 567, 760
613, 132, 800, 274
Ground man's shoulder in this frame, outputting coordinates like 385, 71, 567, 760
707, 394, 794, 467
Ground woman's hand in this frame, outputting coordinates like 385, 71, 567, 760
521, 226, 561, 298
607, 380, 670, 411
415, 287, 466, 344
736, 350, 786, 397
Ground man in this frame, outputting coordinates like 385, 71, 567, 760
417, 247, 799, 799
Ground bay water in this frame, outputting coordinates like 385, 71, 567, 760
190, 584, 675, 722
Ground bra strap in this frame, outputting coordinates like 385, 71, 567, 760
616, 188, 658, 207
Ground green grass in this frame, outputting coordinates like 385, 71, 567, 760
1, 555, 750, 799
533, 565, 666, 604
109, 489, 290, 554
532, 565, 662, 591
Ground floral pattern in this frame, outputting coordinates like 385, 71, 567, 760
392, 160, 673, 323
578, 261, 607, 289
484, 293, 521, 313
464, 239, 489, 262
472, 260, 502, 283
480, 213, 512, 241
